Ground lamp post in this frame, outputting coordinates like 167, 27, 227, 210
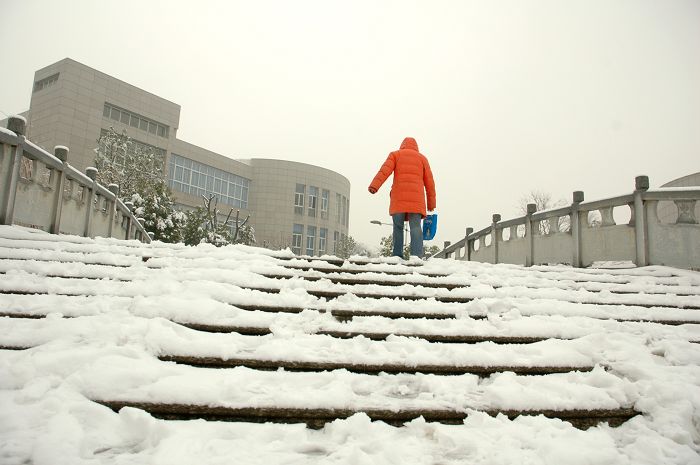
370, 219, 408, 254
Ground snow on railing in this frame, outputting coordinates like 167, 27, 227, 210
433, 176, 700, 270
0, 116, 151, 242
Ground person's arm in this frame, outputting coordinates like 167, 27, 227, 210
368, 152, 396, 194
423, 157, 436, 211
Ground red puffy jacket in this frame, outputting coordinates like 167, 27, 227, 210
369, 137, 436, 218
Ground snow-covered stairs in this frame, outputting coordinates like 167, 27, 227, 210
1, 226, 699, 431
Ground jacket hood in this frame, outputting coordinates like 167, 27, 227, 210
400, 137, 418, 151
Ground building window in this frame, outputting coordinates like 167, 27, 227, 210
168, 153, 250, 208
308, 186, 318, 217
333, 231, 339, 254
321, 189, 329, 219
306, 226, 316, 256
341, 195, 348, 226
103, 103, 170, 139
294, 184, 305, 215
319, 228, 327, 255
292, 224, 303, 255
336, 193, 342, 223
33, 73, 59, 92
345, 197, 350, 227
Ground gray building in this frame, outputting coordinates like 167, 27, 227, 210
18, 58, 350, 253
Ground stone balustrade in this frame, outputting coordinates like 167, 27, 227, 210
0, 116, 150, 242
433, 176, 700, 270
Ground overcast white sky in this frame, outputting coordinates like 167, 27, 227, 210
1, 0, 698, 249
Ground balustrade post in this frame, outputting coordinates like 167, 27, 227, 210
465, 227, 473, 261
634, 175, 649, 266
85, 167, 98, 238
124, 201, 134, 240
600, 206, 615, 226
492, 214, 501, 264
525, 204, 536, 266
674, 200, 698, 224
443, 241, 452, 259
49, 146, 69, 234
571, 191, 584, 267
107, 184, 119, 238
550, 216, 560, 233
1, 116, 26, 225
137, 218, 146, 241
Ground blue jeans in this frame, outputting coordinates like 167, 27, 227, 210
392, 213, 423, 258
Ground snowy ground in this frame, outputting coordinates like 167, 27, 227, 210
0, 225, 699, 464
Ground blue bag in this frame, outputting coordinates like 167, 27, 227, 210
422, 212, 438, 240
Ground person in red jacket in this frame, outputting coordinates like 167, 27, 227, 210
368, 137, 436, 258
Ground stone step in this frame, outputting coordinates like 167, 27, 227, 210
173, 322, 561, 344
158, 354, 594, 376
8, 278, 698, 311
261, 270, 700, 296
0, 260, 461, 289
4, 310, 697, 342
3, 261, 700, 310
4, 253, 700, 298
96, 400, 640, 429
238, 287, 700, 310
259, 272, 467, 290
279, 255, 426, 269
2, 294, 699, 326
278, 262, 447, 277
2, 245, 698, 289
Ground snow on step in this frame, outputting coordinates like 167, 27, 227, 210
3, 269, 700, 325
1, 225, 700, 465
3, 260, 700, 311
0, 340, 633, 414
0, 316, 594, 372
2, 292, 699, 346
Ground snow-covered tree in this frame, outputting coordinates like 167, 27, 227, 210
379, 234, 410, 259
379, 234, 439, 259
352, 241, 373, 257
518, 190, 603, 234
335, 235, 357, 259
518, 190, 570, 234
181, 207, 209, 247
94, 127, 184, 242
94, 127, 164, 198
425, 245, 441, 257
131, 187, 186, 243
183, 194, 255, 247
236, 223, 256, 246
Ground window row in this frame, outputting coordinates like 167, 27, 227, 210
295, 184, 347, 224
292, 224, 331, 256
33, 73, 59, 92
103, 103, 170, 138
168, 153, 250, 209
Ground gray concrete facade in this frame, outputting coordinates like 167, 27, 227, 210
247, 159, 351, 251
20, 58, 350, 252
